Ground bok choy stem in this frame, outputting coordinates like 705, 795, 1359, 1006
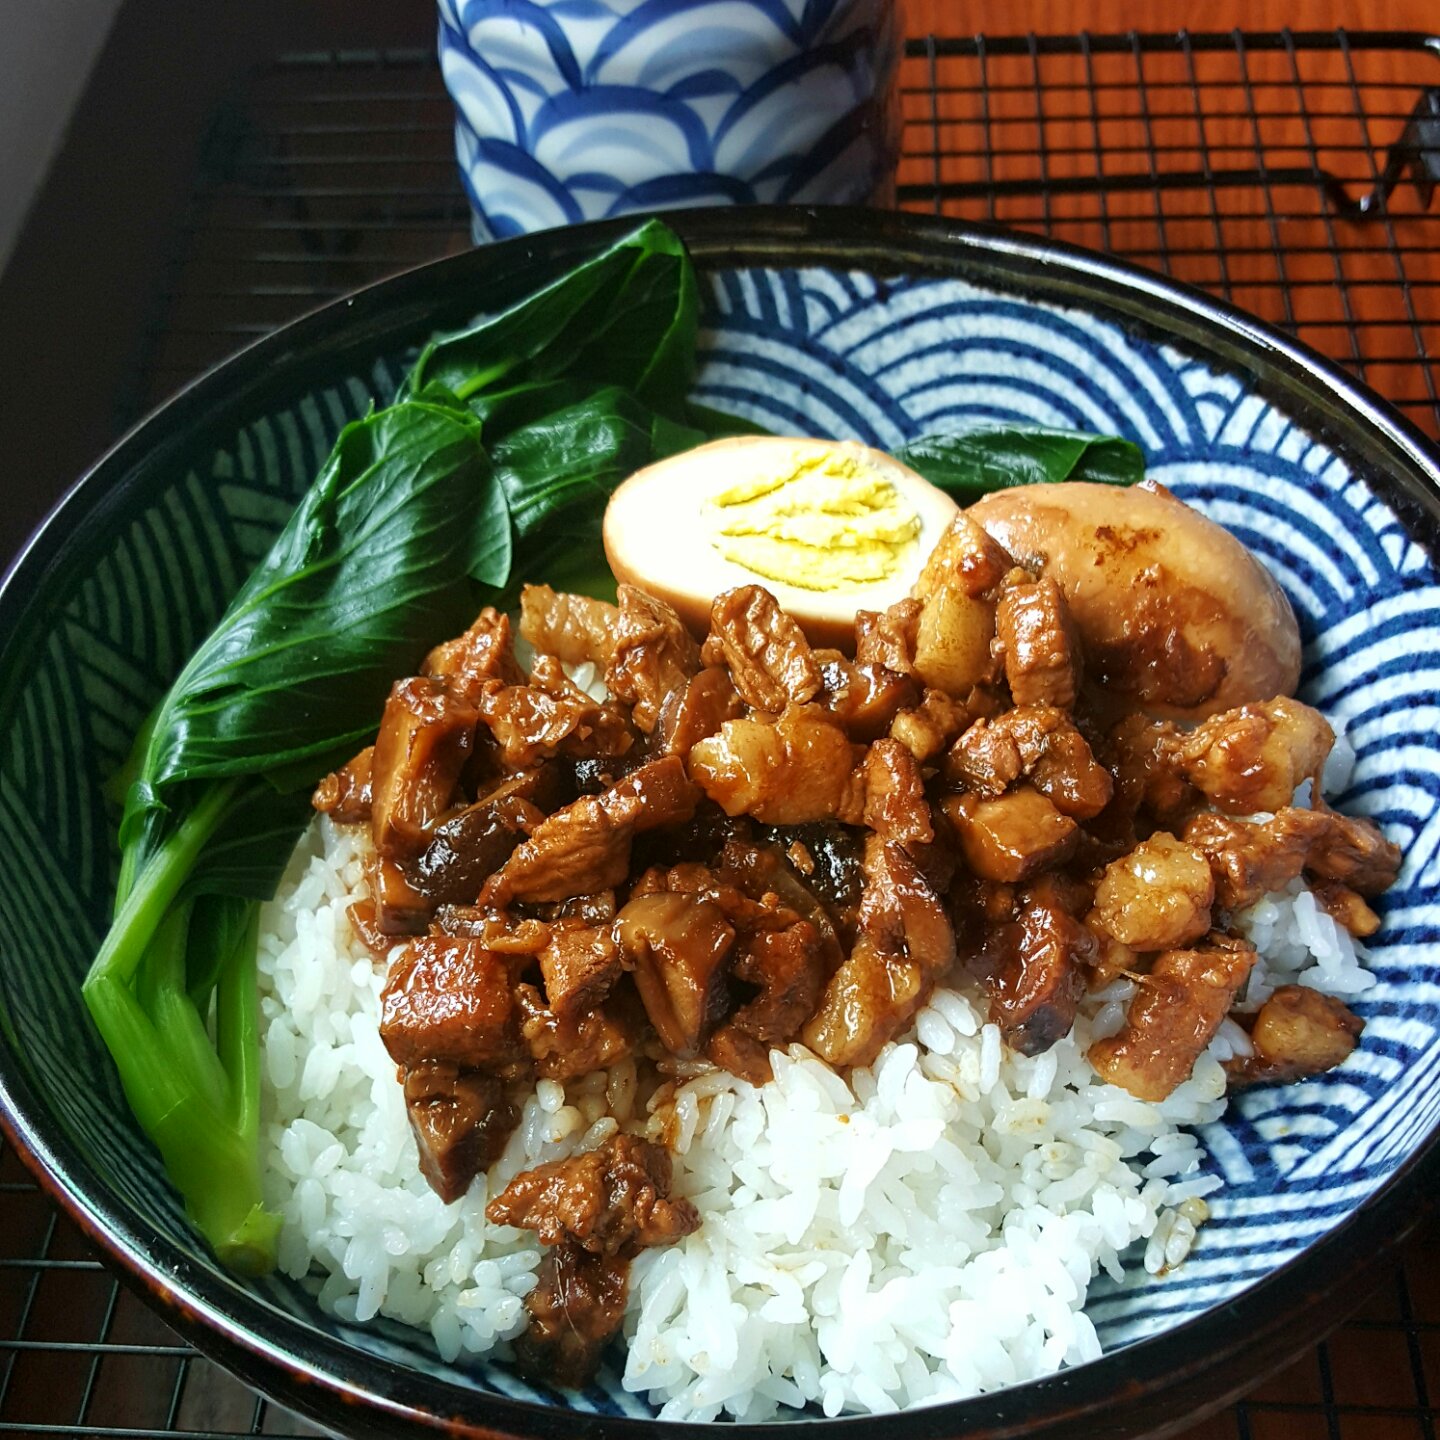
81, 220, 743, 1278
82, 778, 281, 1271
84, 965, 279, 1274
83, 396, 501, 1274
88, 780, 239, 990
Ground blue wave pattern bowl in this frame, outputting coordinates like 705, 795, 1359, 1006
0, 212, 1437, 1439
693, 266, 1440, 1346
438, 0, 904, 239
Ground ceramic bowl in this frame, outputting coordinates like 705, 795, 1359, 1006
1, 208, 1438, 1439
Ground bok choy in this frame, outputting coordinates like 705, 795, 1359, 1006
83, 219, 718, 1273
895, 425, 1144, 502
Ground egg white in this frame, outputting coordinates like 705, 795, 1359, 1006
603, 436, 959, 649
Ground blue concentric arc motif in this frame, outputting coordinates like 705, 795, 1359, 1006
691, 267, 1440, 1351
0, 264, 1436, 1414
438, 0, 903, 239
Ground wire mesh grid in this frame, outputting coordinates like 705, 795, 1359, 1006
13, 23, 1440, 1440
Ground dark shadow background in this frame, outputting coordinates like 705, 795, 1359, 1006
0, 2, 434, 571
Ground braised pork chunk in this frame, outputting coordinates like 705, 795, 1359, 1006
1225, 986, 1364, 1088
311, 533, 1398, 1387
995, 572, 1082, 709
487, 1135, 699, 1386
1088, 937, 1256, 1101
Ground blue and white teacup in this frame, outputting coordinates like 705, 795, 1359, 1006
438, 0, 906, 241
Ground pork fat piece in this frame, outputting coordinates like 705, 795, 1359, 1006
1088, 936, 1255, 1101
1225, 986, 1364, 1087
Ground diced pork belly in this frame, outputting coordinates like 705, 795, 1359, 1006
987, 879, 1095, 1055
487, 1133, 699, 1256
908, 514, 1011, 696
857, 834, 955, 980
480, 796, 633, 905
379, 937, 528, 1076
860, 737, 934, 847
854, 598, 921, 675
603, 754, 700, 827
655, 666, 744, 756
1092, 833, 1215, 950
994, 572, 1082, 710
701, 584, 821, 714
423, 607, 524, 698
1225, 986, 1364, 1088
1088, 935, 1255, 1101
1184, 805, 1401, 911
629, 861, 776, 933
703, 1024, 774, 1086
477, 657, 631, 770
1083, 913, 1138, 988
605, 586, 701, 733
727, 922, 826, 1047
518, 584, 619, 669
370, 677, 479, 859
1182, 809, 1309, 911
490, 1136, 700, 1388
816, 654, 920, 742
912, 583, 1000, 698
615, 893, 735, 1056
432, 906, 551, 954
481, 757, 698, 905
801, 935, 925, 1069
513, 982, 642, 1083
914, 512, 1012, 600
402, 1060, 517, 1204
1290, 805, 1401, 894
943, 786, 1078, 883
515, 984, 636, 1078
947, 706, 1112, 819
889, 686, 980, 763
802, 835, 953, 1068
538, 923, 622, 1024
714, 836, 849, 973
1108, 713, 1197, 824
688, 705, 863, 826
1311, 880, 1382, 937
312, 745, 374, 824
511, 1246, 628, 1390
1173, 697, 1334, 814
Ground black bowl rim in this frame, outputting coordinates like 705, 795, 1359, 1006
1, 204, 1439, 1440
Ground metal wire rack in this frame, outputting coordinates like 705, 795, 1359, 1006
9, 24, 1439, 1440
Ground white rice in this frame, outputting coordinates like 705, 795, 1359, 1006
257, 802, 1372, 1420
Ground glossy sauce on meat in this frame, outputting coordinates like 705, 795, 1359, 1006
308, 485, 1402, 1387
486, 1135, 699, 1386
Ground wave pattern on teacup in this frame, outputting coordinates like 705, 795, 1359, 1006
438, 0, 904, 238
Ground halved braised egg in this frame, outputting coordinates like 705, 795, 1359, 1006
603, 436, 958, 649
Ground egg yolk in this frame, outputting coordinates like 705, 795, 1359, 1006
703, 448, 922, 592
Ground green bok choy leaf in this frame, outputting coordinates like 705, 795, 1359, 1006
85, 399, 499, 1271
84, 219, 721, 1274
895, 425, 1144, 503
